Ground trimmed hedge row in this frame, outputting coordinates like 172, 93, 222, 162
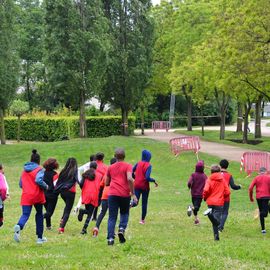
4, 116, 135, 141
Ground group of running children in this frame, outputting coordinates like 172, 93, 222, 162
0, 149, 269, 244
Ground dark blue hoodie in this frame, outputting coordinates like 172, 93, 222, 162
133, 150, 155, 183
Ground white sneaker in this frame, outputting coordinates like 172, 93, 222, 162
36, 237, 47, 244
14, 225, 21, 243
262, 230, 266, 234
203, 208, 212, 216
187, 205, 193, 217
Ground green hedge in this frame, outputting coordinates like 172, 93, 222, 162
4, 116, 135, 141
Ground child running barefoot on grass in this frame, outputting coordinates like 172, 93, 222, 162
131, 150, 158, 225
78, 162, 102, 234
0, 163, 9, 228
187, 161, 207, 225
14, 149, 48, 244
219, 159, 241, 232
92, 157, 117, 237
249, 167, 270, 234
203, 165, 230, 241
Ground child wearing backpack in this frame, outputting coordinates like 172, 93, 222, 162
187, 160, 208, 225
0, 164, 9, 227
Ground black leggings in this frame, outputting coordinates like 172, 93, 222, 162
96, 200, 108, 229
192, 197, 202, 216
44, 192, 58, 228
0, 204, 4, 226
207, 205, 223, 238
81, 204, 95, 230
257, 198, 269, 230
60, 190, 75, 229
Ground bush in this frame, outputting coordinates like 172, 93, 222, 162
4, 116, 135, 141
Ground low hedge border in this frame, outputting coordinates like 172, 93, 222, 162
4, 116, 135, 141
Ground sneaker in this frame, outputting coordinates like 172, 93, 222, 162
46, 226, 52, 231
187, 205, 193, 217
108, 238, 114, 246
118, 228, 126, 244
214, 234, 220, 241
78, 209, 84, 222
194, 219, 200, 225
58, 227, 64, 234
262, 230, 266, 234
0, 221, 3, 228
203, 208, 212, 216
36, 237, 47, 244
80, 228, 87, 235
92, 227, 99, 237
139, 220, 145, 225
14, 225, 21, 243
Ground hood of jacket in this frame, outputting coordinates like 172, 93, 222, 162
209, 172, 224, 182
142, 150, 152, 162
195, 161, 204, 173
24, 162, 39, 172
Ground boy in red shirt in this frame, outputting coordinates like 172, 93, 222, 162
249, 167, 270, 234
106, 148, 137, 245
203, 165, 230, 241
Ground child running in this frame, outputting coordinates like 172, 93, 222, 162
187, 160, 207, 225
203, 164, 230, 241
219, 159, 241, 232
249, 167, 270, 234
14, 149, 48, 244
54, 158, 78, 234
43, 158, 59, 230
0, 163, 9, 228
92, 157, 117, 237
131, 150, 158, 224
78, 162, 102, 234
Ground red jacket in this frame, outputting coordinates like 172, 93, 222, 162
249, 174, 270, 201
21, 167, 46, 206
203, 172, 230, 206
134, 161, 151, 190
221, 171, 231, 202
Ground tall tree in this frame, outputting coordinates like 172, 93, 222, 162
44, 0, 110, 137
0, 0, 19, 144
103, 0, 154, 135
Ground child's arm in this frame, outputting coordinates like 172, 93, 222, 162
35, 170, 48, 190
229, 176, 241, 190
3, 174, 9, 196
248, 179, 256, 202
132, 163, 138, 179
187, 175, 193, 189
145, 165, 158, 186
202, 179, 210, 200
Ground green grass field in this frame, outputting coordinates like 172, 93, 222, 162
0, 136, 269, 270
176, 129, 270, 152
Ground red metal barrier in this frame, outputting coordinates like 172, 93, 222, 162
170, 136, 201, 156
152, 121, 171, 132
240, 152, 270, 175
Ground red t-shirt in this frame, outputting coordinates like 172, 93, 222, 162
249, 174, 270, 200
107, 161, 132, 197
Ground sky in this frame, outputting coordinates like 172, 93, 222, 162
152, 0, 161, 5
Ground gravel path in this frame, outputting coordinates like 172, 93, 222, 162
135, 130, 257, 162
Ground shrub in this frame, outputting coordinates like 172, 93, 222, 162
4, 116, 135, 141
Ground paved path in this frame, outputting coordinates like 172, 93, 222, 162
135, 130, 257, 162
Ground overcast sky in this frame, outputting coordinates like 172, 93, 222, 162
152, 0, 161, 5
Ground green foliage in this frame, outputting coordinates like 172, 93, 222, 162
9, 99, 30, 117
4, 116, 135, 141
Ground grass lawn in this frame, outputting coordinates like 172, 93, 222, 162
175, 129, 270, 152
0, 136, 269, 270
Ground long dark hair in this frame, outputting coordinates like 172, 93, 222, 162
58, 158, 78, 183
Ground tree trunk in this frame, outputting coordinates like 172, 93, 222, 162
140, 105, 145, 135
200, 108, 204, 136
99, 101, 105, 112
220, 109, 226, 140
187, 97, 192, 131
261, 101, 265, 118
236, 102, 243, 132
79, 89, 87, 138
255, 96, 262, 138
243, 104, 252, 144
0, 108, 6, 145
17, 115, 21, 142
121, 107, 129, 136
